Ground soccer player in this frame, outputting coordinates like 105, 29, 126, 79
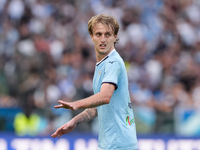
51, 13, 138, 150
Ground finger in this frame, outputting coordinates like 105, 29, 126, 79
58, 100, 66, 104
58, 134, 62, 138
51, 134, 56, 138
58, 101, 69, 106
51, 128, 62, 138
51, 133, 58, 138
57, 102, 72, 109
54, 104, 63, 108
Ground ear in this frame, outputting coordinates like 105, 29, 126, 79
114, 34, 117, 43
90, 35, 94, 42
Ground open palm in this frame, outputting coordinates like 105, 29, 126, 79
51, 119, 76, 138
54, 100, 77, 110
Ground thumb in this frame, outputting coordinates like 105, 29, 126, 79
63, 125, 67, 130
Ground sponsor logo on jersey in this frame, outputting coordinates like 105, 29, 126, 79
126, 116, 135, 126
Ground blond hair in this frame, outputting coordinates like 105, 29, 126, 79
88, 13, 119, 45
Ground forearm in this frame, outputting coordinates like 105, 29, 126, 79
75, 83, 115, 109
73, 108, 98, 125
55, 83, 115, 110
76, 92, 109, 109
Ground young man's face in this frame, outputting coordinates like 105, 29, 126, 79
91, 23, 117, 60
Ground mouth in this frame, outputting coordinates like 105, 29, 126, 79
100, 44, 106, 48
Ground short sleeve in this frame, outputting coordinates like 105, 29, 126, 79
102, 60, 121, 90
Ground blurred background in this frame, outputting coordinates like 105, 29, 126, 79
0, 0, 200, 149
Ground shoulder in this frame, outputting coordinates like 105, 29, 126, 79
104, 55, 123, 74
105, 56, 120, 66
106, 52, 123, 66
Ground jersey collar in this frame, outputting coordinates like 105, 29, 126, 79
96, 49, 116, 66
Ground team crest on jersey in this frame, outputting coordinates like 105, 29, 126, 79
97, 71, 101, 80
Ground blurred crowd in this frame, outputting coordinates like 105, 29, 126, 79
0, 0, 200, 136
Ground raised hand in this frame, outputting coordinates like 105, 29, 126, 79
54, 100, 77, 110
51, 119, 76, 138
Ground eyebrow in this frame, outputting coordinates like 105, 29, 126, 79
95, 32, 102, 35
105, 32, 111, 34
95, 31, 112, 34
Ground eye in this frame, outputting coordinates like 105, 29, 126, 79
96, 33, 101, 37
106, 33, 111, 37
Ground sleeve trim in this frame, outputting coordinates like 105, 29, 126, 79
102, 82, 118, 90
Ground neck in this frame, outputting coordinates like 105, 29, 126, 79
96, 49, 115, 63
96, 47, 115, 63
96, 54, 105, 63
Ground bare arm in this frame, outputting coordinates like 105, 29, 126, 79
51, 83, 114, 138
51, 108, 97, 138
76, 83, 114, 109
55, 83, 115, 110
76, 107, 98, 125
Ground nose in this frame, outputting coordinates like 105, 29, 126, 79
101, 35, 105, 43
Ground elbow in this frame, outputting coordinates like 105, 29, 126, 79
104, 98, 110, 104
103, 93, 112, 104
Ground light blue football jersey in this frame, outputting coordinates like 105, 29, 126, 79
93, 49, 138, 150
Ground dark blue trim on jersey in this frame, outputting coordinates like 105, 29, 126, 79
128, 102, 132, 109
102, 82, 118, 90
96, 56, 109, 66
